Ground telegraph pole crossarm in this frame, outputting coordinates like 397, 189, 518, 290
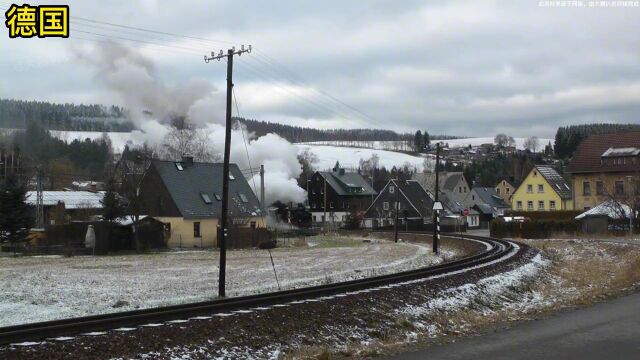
204, 44, 252, 298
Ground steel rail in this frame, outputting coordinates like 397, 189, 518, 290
0, 234, 517, 345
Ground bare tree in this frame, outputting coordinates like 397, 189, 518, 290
494, 133, 510, 148
523, 136, 540, 152
600, 173, 640, 235
159, 125, 218, 162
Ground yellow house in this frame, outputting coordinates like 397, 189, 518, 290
139, 158, 266, 248
512, 165, 573, 212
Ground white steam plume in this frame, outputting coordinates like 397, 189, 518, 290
77, 42, 305, 204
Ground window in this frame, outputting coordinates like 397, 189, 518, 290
320, 187, 324, 194
550, 201, 556, 210
615, 181, 624, 195
472, 195, 475, 200
201, 193, 212, 204
596, 181, 604, 195
383, 201, 389, 210
459, 186, 462, 192
193, 222, 201, 238
538, 184, 544, 193
342, 202, 346, 209
538, 201, 544, 210
389, 185, 395, 194
496, 188, 501, 195
582, 181, 591, 196
330, 201, 334, 208
175, 162, 184, 171
527, 184, 533, 193
238, 193, 249, 203
517, 201, 523, 210
527, 201, 533, 211
214, 193, 222, 201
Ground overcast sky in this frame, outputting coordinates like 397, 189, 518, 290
1, 0, 639, 137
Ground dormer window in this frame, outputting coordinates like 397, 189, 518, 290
389, 185, 395, 194
201, 193, 212, 204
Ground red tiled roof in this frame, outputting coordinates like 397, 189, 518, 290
566, 131, 640, 174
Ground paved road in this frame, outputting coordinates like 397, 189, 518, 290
388, 292, 640, 360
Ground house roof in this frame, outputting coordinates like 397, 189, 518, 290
471, 187, 509, 209
575, 200, 631, 220
439, 190, 479, 216
152, 160, 262, 219
412, 172, 466, 193
318, 169, 377, 197
567, 131, 640, 174
25, 191, 105, 209
363, 179, 432, 218
535, 165, 572, 200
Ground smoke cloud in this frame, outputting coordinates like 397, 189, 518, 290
77, 42, 305, 204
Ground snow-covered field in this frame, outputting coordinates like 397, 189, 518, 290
0, 237, 451, 326
444, 137, 554, 150
296, 144, 432, 171
300, 137, 554, 152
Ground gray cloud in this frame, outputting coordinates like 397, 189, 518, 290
1, 0, 639, 137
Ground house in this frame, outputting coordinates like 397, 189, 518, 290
440, 190, 480, 229
495, 178, 517, 205
363, 179, 434, 229
566, 132, 640, 211
307, 163, 377, 227
412, 171, 470, 202
575, 200, 632, 233
464, 187, 510, 226
138, 157, 265, 248
25, 190, 105, 225
511, 165, 573, 212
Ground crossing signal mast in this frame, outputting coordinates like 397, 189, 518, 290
204, 45, 252, 298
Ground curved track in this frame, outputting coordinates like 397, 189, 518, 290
0, 234, 519, 345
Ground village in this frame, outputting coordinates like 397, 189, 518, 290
1, 1, 640, 359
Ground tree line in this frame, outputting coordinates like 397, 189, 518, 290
555, 123, 640, 159
0, 98, 134, 132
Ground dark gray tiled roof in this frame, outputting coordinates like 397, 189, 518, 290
471, 187, 509, 209
412, 172, 466, 193
440, 190, 478, 216
318, 170, 377, 196
535, 165, 572, 200
153, 160, 262, 219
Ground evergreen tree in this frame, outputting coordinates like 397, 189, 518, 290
413, 130, 423, 152
423, 131, 430, 149
0, 175, 33, 246
101, 178, 125, 222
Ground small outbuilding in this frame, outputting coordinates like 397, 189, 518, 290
575, 200, 632, 233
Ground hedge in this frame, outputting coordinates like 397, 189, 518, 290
491, 218, 579, 239
503, 210, 582, 221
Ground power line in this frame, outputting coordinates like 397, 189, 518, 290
0, 4, 380, 126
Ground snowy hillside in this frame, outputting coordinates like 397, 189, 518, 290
443, 137, 554, 151
296, 144, 432, 172
300, 137, 554, 152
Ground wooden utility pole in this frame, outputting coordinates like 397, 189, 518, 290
433, 143, 441, 254
205, 45, 252, 298
394, 178, 400, 243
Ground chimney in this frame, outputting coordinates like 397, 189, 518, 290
339, 168, 345, 175
182, 155, 194, 167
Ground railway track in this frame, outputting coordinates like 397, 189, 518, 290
0, 233, 520, 346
